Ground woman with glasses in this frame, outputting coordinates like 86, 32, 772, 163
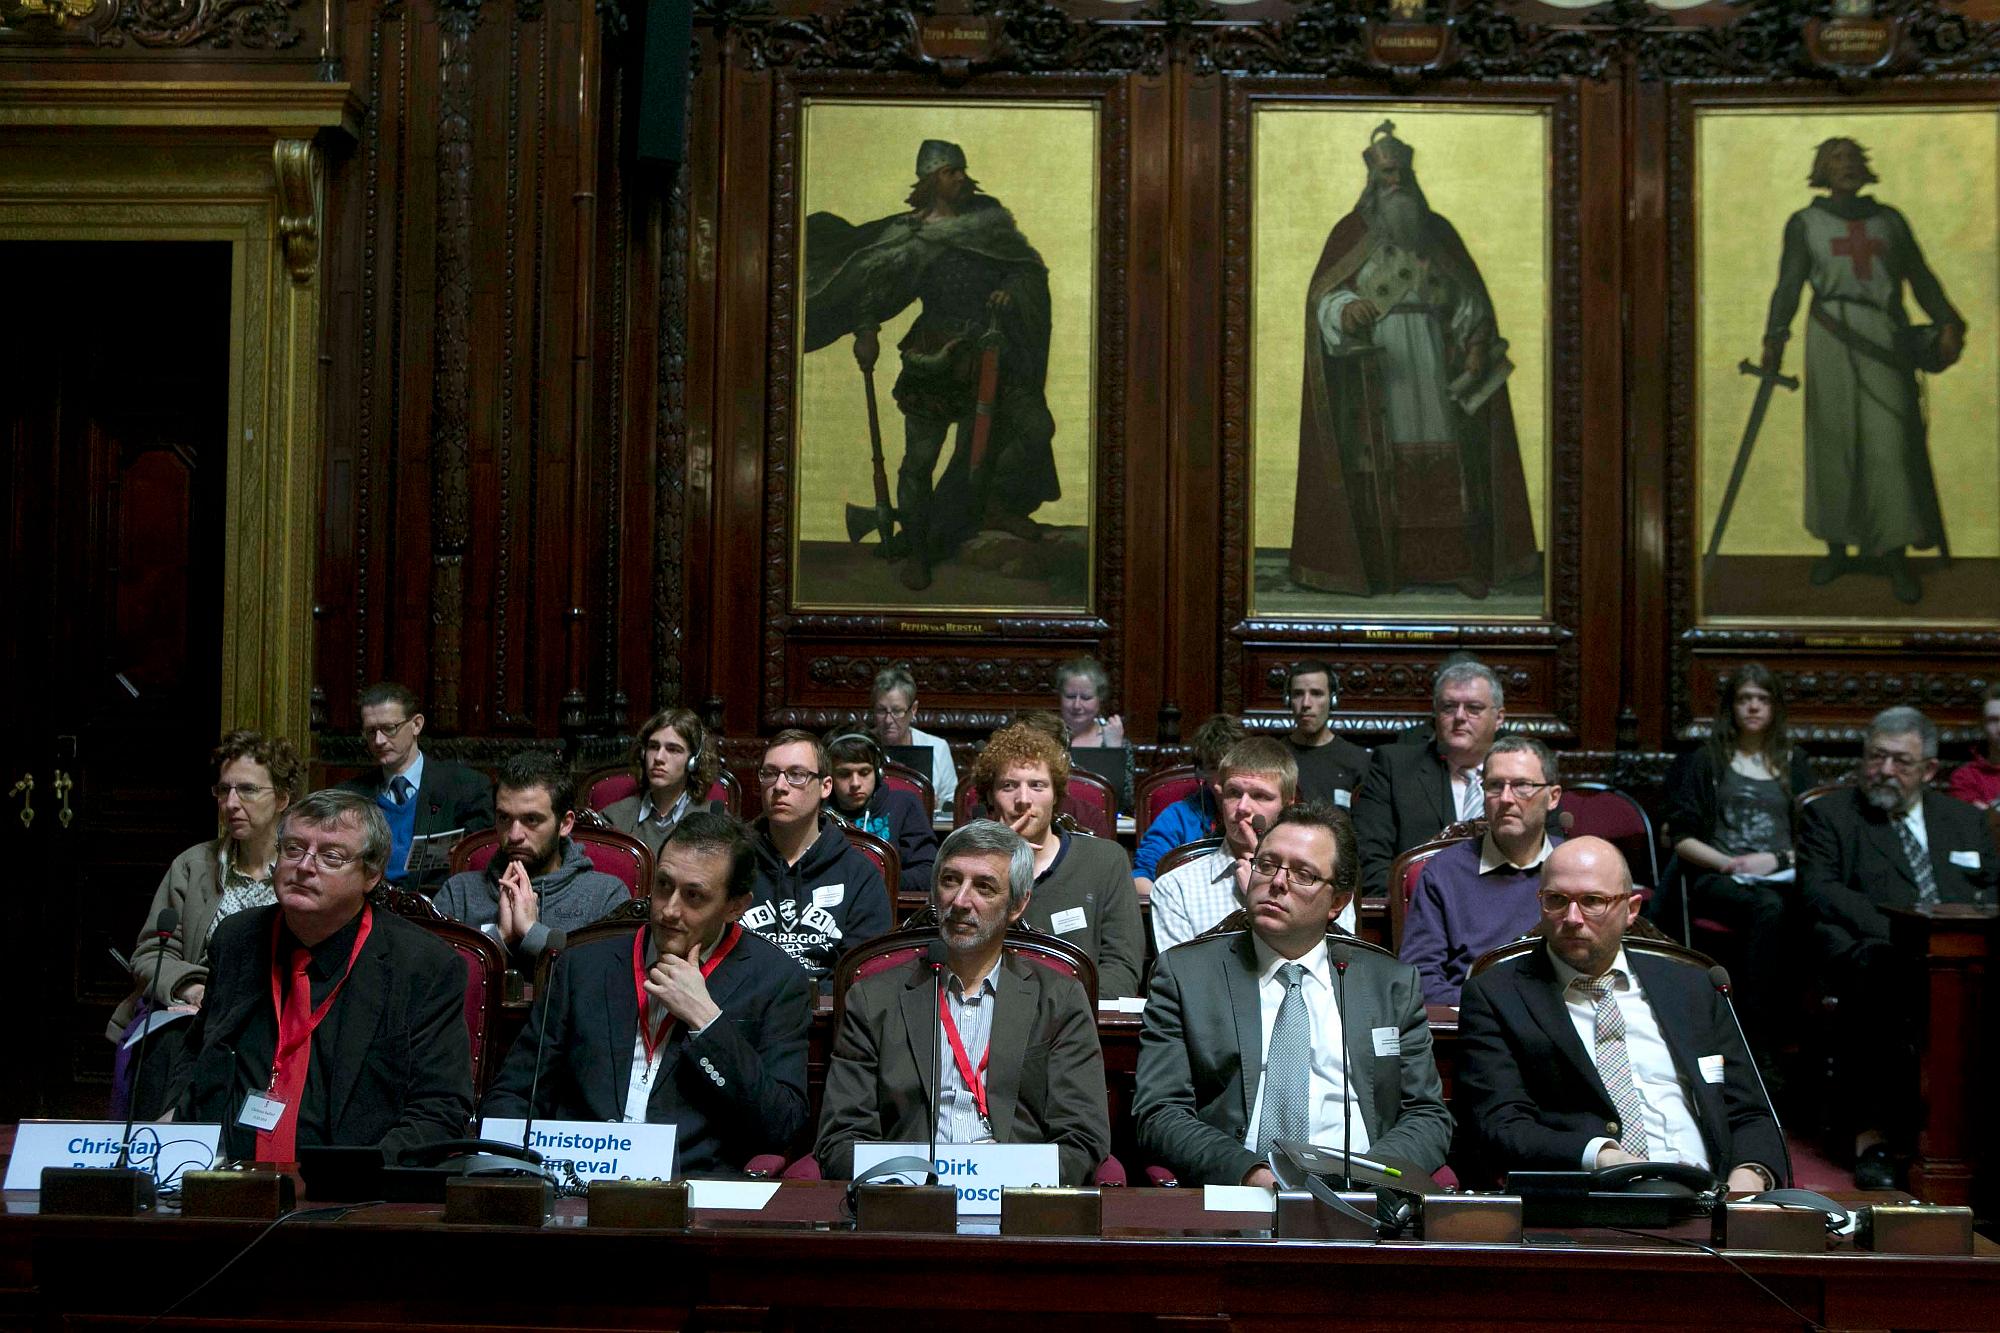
867, 666, 957, 809
1662, 663, 1815, 1056
107, 731, 304, 1111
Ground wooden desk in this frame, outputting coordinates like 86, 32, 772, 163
1886, 905, 1997, 1210
6, 1183, 1998, 1331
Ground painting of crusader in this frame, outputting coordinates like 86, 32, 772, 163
1249, 105, 1552, 620
793, 99, 1099, 612
1695, 106, 1999, 624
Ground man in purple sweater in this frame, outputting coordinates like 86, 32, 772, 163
1399, 736, 1562, 1006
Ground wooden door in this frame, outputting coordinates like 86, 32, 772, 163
0, 241, 230, 1117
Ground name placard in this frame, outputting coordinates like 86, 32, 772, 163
479, 1118, 677, 1181
851, 1142, 1061, 1214
4, 1120, 223, 1191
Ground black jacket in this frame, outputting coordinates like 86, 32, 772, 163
1353, 739, 1461, 895
744, 813, 894, 982
841, 785, 939, 898
481, 926, 813, 1175
171, 905, 475, 1163
1661, 744, 1818, 849
1798, 787, 1998, 943
1455, 941, 1787, 1184
338, 754, 495, 887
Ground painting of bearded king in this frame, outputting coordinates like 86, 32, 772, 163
1250, 107, 1550, 619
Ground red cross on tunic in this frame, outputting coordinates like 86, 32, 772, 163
1829, 217, 1887, 281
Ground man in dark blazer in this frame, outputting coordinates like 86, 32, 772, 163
1455, 837, 1785, 1192
482, 812, 812, 1176
1353, 661, 1507, 894
338, 681, 494, 888
1135, 802, 1453, 1188
815, 820, 1110, 1185
171, 790, 474, 1164
1797, 707, 1998, 1186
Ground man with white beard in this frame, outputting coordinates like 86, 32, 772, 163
1288, 120, 1540, 601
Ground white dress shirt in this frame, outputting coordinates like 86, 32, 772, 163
935, 959, 1003, 1145
621, 934, 724, 1122
1242, 936, 1370, 1155
1151, 847, 1357, 954
1550, 947, 1709, 1170
1900, 800, 1929, 853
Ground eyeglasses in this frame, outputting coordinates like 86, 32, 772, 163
870, 705, 911, 720
361, 717, 416, 742
1537, 890, 1629, 919
1481, 779, 1552, 798
1247, 855, 1331, 890
757, 766, 824, 788
278, 840, 363, 871
1864, 749, 1922, 772
212, 783, 273, 800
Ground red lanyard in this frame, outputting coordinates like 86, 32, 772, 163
632, 923, 743, 1068
937, 983, 992, 1120
265, 906, 374, 1090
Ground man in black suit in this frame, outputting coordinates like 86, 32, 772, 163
170, 790, 474, 1164
1353, 660, 1506, 894
1134, 802, 1453, 1188
482, 812, 812, 1176
1798, 706, 1999, 1187
1455, 837, 1784, 1192
338, 681, 494, 888
815, 820, 1111, 1185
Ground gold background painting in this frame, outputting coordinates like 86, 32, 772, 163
1249, 102, 1551, 618
793, 98, 1098, 609
1696, 107, 2000, 576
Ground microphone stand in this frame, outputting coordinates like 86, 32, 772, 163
515, 946, 563, 1169
119, 907, 181, 1173
1334, 954, 1353, 1191
925, 938, 948, 1178
1708, 965, 1792, 1190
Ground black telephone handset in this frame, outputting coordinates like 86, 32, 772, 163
1590, 1160, 1716, 1195
399, 1136, 544, 1177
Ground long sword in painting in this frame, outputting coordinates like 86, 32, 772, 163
1704, 357, 1799, 583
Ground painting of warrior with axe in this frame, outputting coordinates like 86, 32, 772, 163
797, 108, 1092, 609
1696, 109, 1998, 623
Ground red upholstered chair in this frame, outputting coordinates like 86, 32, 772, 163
374, 887, 506, 1097
838, 822, 903, 922
1060, 768, 1118, 840
882, 761, 935, 820
1386, 825, 1480, 954
1556, 784, 1660, 888
831, 921, 1098, 1030
1134, 765, 1203, 840
1154, 836, 1224, 880
449, 825, 654, 899
582, 764, 742, 818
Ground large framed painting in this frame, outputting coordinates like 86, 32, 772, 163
1681, 98, 2000, 629
1219, 82, 1586, 732
784, 94, 1102, 614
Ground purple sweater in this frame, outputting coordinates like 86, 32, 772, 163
1398, 836, 1557, 1006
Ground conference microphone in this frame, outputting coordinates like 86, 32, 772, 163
118, 907, 181, 1172
1334, 954, 1354, 1191
1707, 964, 1792, 1190
513, 945, 564, 1167
925, 938, 949, 1179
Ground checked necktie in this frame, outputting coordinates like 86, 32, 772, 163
1573, 973, 1649, 1159
1257, 962, 1312, 1152
1895, 816, 1940, 908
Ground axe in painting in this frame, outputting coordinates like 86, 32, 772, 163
843, 358, 898, 548
1704, 358, 1799, 581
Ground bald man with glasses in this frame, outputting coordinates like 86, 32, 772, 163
1455, 837, 1785, 1191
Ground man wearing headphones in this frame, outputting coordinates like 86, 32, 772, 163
825, 730, 938, 898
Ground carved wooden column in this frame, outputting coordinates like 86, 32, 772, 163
1885, 904, 1997, 1208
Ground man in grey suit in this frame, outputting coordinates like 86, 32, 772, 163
815, 820, 1111, 1185
1135, 801, 1452, 1187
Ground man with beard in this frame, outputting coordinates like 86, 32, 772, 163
1290, 121, 1539, 600
434, 751, 631, 970
1799, 707, 1997, 1186
803, 140, 1061, 591
815, 820, 1111, 1185
1763, 138, 1965, 605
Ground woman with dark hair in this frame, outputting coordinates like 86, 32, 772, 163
108, 731, 305, 1111
603, 707, 722, 858
1663, 664, 1817, 1054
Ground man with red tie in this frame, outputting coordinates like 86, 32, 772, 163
170, 790, 474, 1164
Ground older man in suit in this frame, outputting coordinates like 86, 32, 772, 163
1454, 837, 1785, 1191
337, 681, 494, 888
815, 820, 1110, 1185
1134, 801, 1452, 1188
481, 812, 812, 1176
1353, 660, 1507, 894
1799, 706, 1999, 1186
170, 790, 474, 1164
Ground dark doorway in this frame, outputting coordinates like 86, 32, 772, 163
0, 241, 230, 1118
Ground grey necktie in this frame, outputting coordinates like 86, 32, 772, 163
1895, 816, 1939, 908
1258, 962, 1312, 1152
1458, 772, 1483, 822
